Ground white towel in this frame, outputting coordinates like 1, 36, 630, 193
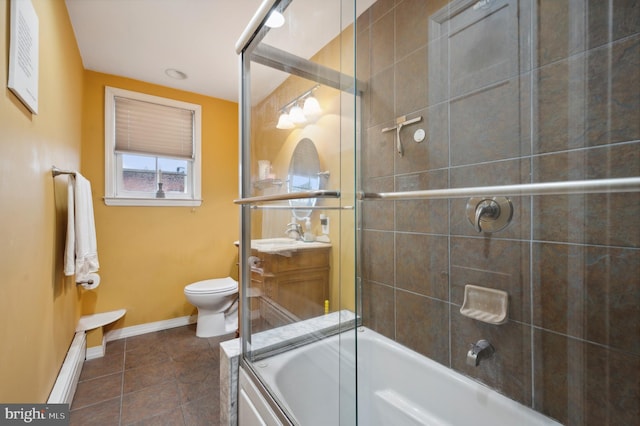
64, 172, 100, 282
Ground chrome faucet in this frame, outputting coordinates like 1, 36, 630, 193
466, 339, 495, 367
474, 199, 500, 232
285, 222, 303, 240
466, 197, 513, 233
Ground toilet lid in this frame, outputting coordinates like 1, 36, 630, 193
185, 277, 238, 294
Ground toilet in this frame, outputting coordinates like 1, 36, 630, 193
184, 277, 238, 338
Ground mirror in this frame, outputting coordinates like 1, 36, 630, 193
288, 138, 321, 219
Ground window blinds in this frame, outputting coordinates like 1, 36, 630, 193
114, 96, 194, 159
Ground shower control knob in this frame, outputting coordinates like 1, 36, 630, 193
466, 196, 513, 233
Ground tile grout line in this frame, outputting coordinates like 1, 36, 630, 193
119, 338, 127, 426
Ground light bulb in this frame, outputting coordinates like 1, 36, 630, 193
276, 112, 294, 129
289, 105, 306, 124
303, 96, 322, 120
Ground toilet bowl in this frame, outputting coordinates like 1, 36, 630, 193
184, 277, 238, 338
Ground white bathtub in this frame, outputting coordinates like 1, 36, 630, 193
253, 327, 560, 426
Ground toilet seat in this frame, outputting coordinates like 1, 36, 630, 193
184, 277, 237, 294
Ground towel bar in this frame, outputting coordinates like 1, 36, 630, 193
52, 166, 76, 177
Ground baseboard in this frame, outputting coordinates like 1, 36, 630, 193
48, 332, 86, 405
85, 338, 107, 361
106, 314, 197, 341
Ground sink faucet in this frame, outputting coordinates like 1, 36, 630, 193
466, 339, 495, 367
285, 222, 303, 240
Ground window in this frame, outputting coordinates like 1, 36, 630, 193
104, 86, 202, 206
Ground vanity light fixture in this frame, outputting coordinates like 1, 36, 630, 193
276, 111, 295, 129
288, 104, 307, 124
303, 95, 322, 120
275, 85, 322, 129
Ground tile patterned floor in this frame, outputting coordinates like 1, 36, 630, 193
69, 324, 235, 426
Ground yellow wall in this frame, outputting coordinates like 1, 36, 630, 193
0, 0, 84, 402
81, 71, 239, 329
249, 26, 356, 312
0, 0, 239, 401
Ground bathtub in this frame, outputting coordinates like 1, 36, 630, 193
252, 327, 560, 426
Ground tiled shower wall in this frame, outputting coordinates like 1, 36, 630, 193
357, 0, 639, 424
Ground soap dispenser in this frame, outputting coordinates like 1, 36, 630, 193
303, 217, 315, 242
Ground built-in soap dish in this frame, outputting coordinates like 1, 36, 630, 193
460, 284, 508, 325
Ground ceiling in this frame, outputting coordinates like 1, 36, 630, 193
65, 0, 264, 102
65, 0, 375, 103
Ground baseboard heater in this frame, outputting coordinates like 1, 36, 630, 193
47, 331, 86, 405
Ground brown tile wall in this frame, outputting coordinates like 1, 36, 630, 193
358, 1, 639, 424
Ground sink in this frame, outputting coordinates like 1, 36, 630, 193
254, 238, 296, 246
251, 238, 330, 253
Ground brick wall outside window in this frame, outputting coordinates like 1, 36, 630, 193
123, 170, 185, 192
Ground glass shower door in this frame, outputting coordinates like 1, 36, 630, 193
236, 1, 366, 424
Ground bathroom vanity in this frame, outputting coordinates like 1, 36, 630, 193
250, 242, 330, 328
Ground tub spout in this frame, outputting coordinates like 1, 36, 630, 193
467, 339, 494, 367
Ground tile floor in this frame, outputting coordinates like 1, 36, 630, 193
69, 324, 236, 426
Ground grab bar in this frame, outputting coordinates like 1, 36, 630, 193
234, 189, 340, 205
360, 177, 640, 201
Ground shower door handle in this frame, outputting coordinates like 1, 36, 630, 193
234, 190, 340, 205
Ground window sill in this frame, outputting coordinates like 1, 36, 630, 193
104, 197, 203, 207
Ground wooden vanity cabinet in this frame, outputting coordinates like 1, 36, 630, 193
251, 246, 330, 325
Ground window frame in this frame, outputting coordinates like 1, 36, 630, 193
104, 86, 202, 207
